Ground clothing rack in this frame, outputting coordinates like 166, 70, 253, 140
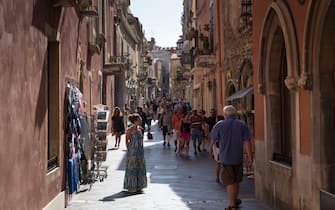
65, 81, 89, 194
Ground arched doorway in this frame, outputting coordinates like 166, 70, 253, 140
307, 0, 335, 194
266, 21, 293, 164
317, 1, 335, 192
260, 7, 298, 166
257, 3, 300, 207
239, 60, 254, 131
226, 82, 236, 107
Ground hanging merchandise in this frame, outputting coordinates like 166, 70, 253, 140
65, 82, 89, 194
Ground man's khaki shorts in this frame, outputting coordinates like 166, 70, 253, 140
220, 163, 243, 185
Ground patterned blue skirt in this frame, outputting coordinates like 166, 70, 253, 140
123, 132, 147, 192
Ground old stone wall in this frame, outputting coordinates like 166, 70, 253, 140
222, 0, 253, 88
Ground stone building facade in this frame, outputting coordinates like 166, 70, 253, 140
170, 53, 187, 101
180, 0, 253, 116
111, 0, 145, 109
150, 45, 173, 99
218, 0, 253, 125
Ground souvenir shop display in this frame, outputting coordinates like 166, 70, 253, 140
65, 82, 88, 194
65, 82, 110, 193
90, 105, 110, 184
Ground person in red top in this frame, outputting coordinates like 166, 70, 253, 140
179, 111, 192, 157
172, 106, 183, 152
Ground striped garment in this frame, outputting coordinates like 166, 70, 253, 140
190, 115, 203, 130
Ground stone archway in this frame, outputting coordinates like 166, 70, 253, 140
260, 6, 298, 166
226, 82, 236, 98
258, 0, 300, 95
257, 6, 300, 208
239, 60, 254, 135
240, 60, 253, 88
226, 81, 236, 105
306, 0, 335, 194
240, 59, 253, 111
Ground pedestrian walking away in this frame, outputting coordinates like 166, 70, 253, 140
159, 105, 173, 147
172, 106, 183, 152
190, 109, 204, 155
179, 111, 191, 157
111, 107, 125, 148
123, 113, 147, 193
207, 108, 218, 133
137, 107, 147, 135
210, 105, 253, 210
144, 104, 153, 138
199, 109, 209, 152
123, 103, 130, 127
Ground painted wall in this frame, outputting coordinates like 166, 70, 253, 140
0, 1, 104, 209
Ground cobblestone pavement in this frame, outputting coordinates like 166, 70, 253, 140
67, 121, 272, 210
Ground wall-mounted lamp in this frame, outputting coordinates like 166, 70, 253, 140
114, 15, 120, 26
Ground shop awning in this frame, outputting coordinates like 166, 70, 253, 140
225, 86, 254, 101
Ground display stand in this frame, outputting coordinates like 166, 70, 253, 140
87, 104, 110, 190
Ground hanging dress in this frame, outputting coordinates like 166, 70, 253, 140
123, 131, 147, 192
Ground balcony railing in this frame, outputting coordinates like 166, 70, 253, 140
110, 55, 128, 64
180, 52, 194, 67
147, 77, 156, 86
102, 55, 129, 74
136, 71, 148, 82
194, 54, 215, 68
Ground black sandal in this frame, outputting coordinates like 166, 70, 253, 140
235, 198, 242, 206
224, 206, 239, 210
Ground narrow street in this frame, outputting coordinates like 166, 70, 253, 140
68, 122, 271, 210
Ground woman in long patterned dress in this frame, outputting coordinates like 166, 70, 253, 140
123, 113, 147, 192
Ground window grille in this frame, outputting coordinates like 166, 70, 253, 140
241, 0, 252, 25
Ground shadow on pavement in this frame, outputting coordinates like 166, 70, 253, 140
104, 121, 271, 210
100, 190, 144, 202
